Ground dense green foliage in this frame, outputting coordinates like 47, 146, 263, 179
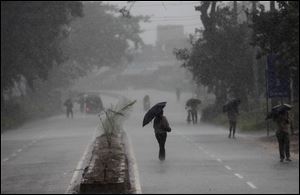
64, 2, 149, 71
175, 2, 257, 110
1, 2, 146, 130
1, 1, 83, 92
250, 1, 299, 100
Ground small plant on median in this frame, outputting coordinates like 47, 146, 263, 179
98, 98, 136, 148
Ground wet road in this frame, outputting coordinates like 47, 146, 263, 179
1, 95, 118, 194
1, 89, 299, 194
122, 89, 299, 194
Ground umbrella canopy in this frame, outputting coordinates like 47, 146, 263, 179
142, 102, 166, 127
266, 103, 292, 120
272, 103, 292, 112
186, 98, 201, 107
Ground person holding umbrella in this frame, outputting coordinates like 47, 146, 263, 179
143, 102, 171, 161
185, 98, 201, 124
267, 104, 293, 162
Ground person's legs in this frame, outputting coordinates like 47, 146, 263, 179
191, 110, 197, 124
187, 111, 191, 124
276, 131, 285, 161
283, 132, 291, 161
155, 133, 167, 161
232, 121, 236, 138
194, 110, 198, 124
228, 121, 232, 138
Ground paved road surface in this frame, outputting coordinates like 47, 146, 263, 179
121, 89, 299, 194
1, 94, 118, 194
1, 89, 298, 194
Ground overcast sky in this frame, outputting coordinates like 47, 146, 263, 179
104, 1, 271, 46
105, 1, 203, 45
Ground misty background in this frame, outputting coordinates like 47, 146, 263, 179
1, 1, 298, 133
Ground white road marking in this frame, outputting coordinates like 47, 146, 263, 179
225, 165, 232, 170
17, 149, 23, 153
234, 173, 244, 179
2, 158, 9, 162
180, 133, 254, 189
178, 125, 257, 191
11, 153, 17, 157
246, 181, 257, 189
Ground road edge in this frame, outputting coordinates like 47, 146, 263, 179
64, 127, 99, 194
123, 131, 142, 194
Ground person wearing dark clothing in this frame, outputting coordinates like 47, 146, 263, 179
153, 110, 171, 161
191, 108, 198, 124
227, 107, 238, 138
186, 106, 192, 124
275, 110, 292, 162
64, 98, 73, 118
185, 104, 198, 124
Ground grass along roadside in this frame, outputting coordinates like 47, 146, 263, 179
204, 108, 299, 159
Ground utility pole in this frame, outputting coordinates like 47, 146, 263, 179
251, 1, 260, 124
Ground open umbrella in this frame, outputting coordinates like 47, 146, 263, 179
142, 102, 166, 127
266, 103, 292, 120
186, 98, 201, 108
272, 103, 292, 112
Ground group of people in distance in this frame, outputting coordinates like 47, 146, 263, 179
143, 94, 294, 163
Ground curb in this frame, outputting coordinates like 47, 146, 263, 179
65, 129, 142, 194
122, 131, 142, 194
65, 127, 99, 194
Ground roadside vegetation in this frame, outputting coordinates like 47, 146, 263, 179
174, 2, 298, 133
1, 2, 147, 131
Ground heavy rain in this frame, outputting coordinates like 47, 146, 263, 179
1, 1, 299, 194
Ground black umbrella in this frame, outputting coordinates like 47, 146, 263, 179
266, 103, 292, 120
142, 102, 166, 127
272, 103, 292, 112
186, 98, 201, 107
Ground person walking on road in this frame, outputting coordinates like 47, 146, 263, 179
185, 98, 201, 124
64, 98, 73, 118
275, 110, 293, 162
227, 106, 238, 138
153, 110, 171, 161
223, 99, 240, 138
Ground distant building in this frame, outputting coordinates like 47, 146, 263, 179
156, 25, 187, 56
